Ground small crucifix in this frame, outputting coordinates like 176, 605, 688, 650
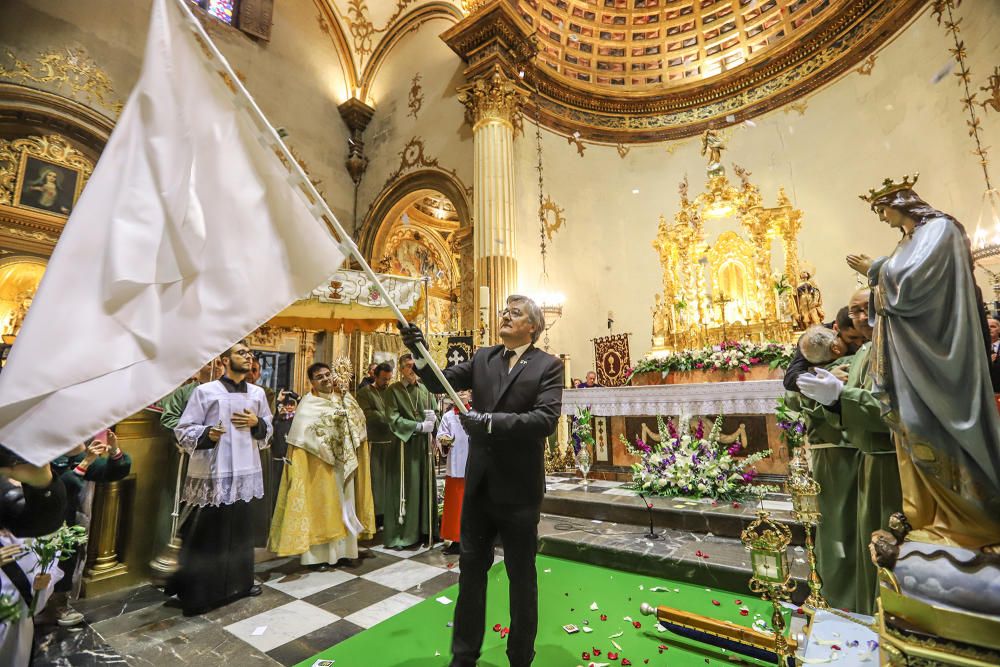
713, 292, 732, 342
448, 350, 466, 366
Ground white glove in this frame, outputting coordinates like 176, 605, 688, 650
797, 367, 844, 406
417, 419, 436, 434
423, 409, 436, 421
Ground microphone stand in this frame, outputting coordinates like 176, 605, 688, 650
636, 491, 661, 540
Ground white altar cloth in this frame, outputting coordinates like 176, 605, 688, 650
561, 380, 784, 417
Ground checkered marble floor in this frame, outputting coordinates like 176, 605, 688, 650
38, 541, 499, 667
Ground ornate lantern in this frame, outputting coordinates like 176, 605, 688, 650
741, 510, 796, 664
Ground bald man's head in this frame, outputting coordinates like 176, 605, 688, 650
848, 289, 873, 340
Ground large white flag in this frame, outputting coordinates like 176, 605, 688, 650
0, 0, 346, 464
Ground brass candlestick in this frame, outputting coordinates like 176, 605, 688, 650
788, 449, 828, 609
741, 510, 796, 666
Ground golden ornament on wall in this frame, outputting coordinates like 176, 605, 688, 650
539, 195, 565, 241
980, 65, 1000, 114
408, 72, 424, 119
855, 54, 877, 76
0, 48, 122, 115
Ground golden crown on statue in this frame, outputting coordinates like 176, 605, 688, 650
859, 172, 920, 204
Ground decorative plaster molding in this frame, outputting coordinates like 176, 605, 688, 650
0, 48, 122, 116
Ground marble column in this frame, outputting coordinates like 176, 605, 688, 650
459, 66, 527, 341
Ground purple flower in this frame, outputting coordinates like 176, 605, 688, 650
795, 422, 805, 434
727, 443, 741, 456
667, 418, 678, 439
635, 438, 651, 453
695, 420, 705, 440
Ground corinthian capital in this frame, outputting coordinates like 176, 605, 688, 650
458, 65, 528, 129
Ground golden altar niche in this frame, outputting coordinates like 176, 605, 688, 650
652, 133, 804, 352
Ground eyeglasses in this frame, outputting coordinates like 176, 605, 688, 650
233, 349, 254, 357
500, 308, 524, 319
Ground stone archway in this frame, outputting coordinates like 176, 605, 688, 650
360, 170, 474, 329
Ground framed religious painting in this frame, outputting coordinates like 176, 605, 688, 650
12, 151, 84, 219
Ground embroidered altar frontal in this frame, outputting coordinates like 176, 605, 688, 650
560, 381, 791, 480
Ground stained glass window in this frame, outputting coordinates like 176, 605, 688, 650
190, 0, 237, 26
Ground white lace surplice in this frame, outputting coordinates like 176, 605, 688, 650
175, 380, 273, 506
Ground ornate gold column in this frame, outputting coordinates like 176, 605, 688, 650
443, 2, 534, 343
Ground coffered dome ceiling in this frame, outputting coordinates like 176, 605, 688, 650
504, 0, 927, 142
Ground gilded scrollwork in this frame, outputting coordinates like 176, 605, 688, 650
980, 65, 1000, 114
0, 134, 94, 208
0, 48, 122, 115
566, 134, 586, 157
408, 72, 424, 119
380, 137, 468, 197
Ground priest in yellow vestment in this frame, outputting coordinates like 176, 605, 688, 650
269, 359, 375, 565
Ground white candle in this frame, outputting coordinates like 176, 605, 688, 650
479, 285, 490, 310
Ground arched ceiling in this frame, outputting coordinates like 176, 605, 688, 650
509, 0, 929, 142
518, 0, 835, 91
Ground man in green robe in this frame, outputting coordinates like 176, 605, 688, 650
799, 289, 902, 615
356, 362, 394, 525
382, 353, 438, 548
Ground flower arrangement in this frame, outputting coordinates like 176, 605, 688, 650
774, 397, 807, 453
628, 341, 794, 379
571, 407, 596, 455
26, 523, 88, 614
619, 415, 777, 500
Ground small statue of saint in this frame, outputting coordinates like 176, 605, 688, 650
792, 271, 823, 329
700, 129, 726, 178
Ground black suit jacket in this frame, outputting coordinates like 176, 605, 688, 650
417, 343, 563, 505
990, 343, 1000, 393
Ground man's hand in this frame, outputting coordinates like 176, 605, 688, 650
85, 441, 108, 464
0, 462, 53, 489
207, 424, 226, 442
831, 364, 850, 383
846, 253, 873, 277
396, 322, 427, 355
798, 367, 845, 406
231, 409, 259, 431
106, 431, 120, 456
459, 410, 490, 437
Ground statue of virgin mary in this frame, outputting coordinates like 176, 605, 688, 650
849, 175, 1000, 550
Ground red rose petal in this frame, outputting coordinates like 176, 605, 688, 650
592, 648, 601, 656
734, 599, 742, 605
711, 599, 720, 606
732, 502, 741, 508
739, 609, 749, 616
644, 660, 650, 664
622, 660, 632, 666
832, 645, 842, 651
493, 623, 502, 632
695, 549, 703, 557
582, 652, 590, 660
600, 614, 608, 621
633, 620, 641, 628
608, 652, 618, 660
702, 553, 710, 559
796, 607, 805, 615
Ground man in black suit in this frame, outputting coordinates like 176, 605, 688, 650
399, 294, 563, 667
988, 317, 1000, 393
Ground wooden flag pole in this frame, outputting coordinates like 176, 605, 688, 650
172, 0, 466, 413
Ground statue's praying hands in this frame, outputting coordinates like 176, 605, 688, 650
846, 253, 873, 276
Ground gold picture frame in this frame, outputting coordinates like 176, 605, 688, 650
12, 150, 84, 219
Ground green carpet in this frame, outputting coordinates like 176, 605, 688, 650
296, 554, 790, 666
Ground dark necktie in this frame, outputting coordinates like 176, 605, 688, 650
502, 348, 516, 373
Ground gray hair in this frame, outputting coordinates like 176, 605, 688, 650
507, 294, 545, 344
798, 325, 837, 364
